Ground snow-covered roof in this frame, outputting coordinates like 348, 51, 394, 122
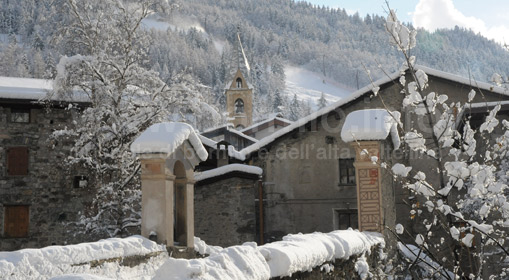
194, 163, 262, 181
227, 126, 259, 143
417, 65, 508, 96
467, 100, 509, 109
240, 115, 292, 134
200, 124, 258, 146
235, 64, 508, 158
0, 76, 89, 102
201, 123, 232, 134
340, 109, 401, 149
198, 135, 247, 161
130, 122, 208, 161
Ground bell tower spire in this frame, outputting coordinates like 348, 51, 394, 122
225, 28, 253, 129
237, 26, 241, 70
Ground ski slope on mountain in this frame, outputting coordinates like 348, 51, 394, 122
284, 66, 354, 108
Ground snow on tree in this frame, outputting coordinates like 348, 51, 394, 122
289, 94, 301, 121
51, 0, 206, 238
366, 7, 509, 279
317, 92, 328, 109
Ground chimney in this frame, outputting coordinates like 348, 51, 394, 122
216, 141, 229, 167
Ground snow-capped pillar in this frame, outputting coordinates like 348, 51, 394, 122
351, 141, 384, 233
139, 154, 175, 246
131, 122, 209, 251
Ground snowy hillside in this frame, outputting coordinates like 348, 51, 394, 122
284, 66, 354, 108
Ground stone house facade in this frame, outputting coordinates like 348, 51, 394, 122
242, 65, 509, 252
0, 78, 93, 250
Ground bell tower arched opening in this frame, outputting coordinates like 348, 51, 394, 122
235, 98, 245, 114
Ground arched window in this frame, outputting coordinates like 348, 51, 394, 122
236, 124, 245, 130
235, 98, 244, 114
236, 77, 242, 88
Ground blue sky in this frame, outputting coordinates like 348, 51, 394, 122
303, 0, 509, 44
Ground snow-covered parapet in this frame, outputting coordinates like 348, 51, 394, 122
194, 164, 263, 181
130, 122, 208, 161
0, 236, 166, 279
341, 109, 401, 149
155, 230, 384, 279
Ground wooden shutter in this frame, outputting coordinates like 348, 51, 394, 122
7, 147, 29, 176
4, 205, 29, 238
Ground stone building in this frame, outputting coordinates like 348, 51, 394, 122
237, 65, 509, 246
0, 77, 92, 251
224, 65, 509, 277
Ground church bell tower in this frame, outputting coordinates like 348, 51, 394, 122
225, 69, 253, 129
225, 28, 253, 129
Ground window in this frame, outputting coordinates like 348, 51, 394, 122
10, 108, 30, 123
4, 205, 29, 238
235, 99, 244, 114
73, 175, 89, 188
339, 158, 355, 185
7, 147, 29, 176
333, 209, 358, 230
236, 77, 242, 88
236, 124, 245, 130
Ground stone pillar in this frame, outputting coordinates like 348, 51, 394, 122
185, 180, 195, 248
352, 141, 383, 232
140, 155, 175, 246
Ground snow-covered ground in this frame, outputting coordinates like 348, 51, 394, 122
0, 230, 383, 280
284, 66, 354, 109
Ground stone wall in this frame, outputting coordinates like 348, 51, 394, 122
194, 176, 258, 247
0, 104, 95, 250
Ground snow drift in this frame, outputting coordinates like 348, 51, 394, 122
155, 230, 384, 279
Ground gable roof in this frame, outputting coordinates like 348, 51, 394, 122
236, 65, 508, 158
201, 124, 258, 144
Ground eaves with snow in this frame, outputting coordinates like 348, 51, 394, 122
0, 76, 89, 103
130, 122, 208, 161
340, 109, 401, 149
234, 64, 508, 158
194, 163, 263, 182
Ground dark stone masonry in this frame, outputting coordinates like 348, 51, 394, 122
0, 103, 95, 251
194, 176, 258, 247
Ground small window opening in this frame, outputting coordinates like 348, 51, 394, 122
73, 175, 89, 188
10, 108, 30, 123
333, 209, 358, 230
339, 158, 355, 185
236, 77, 242, 88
